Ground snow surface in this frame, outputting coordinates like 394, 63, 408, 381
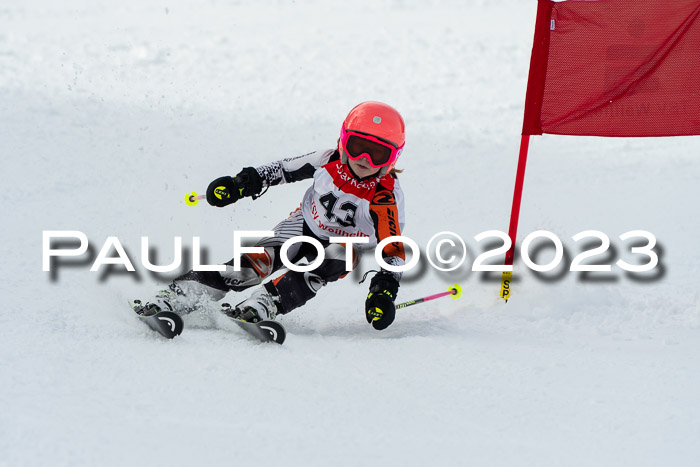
2, 1, 700, 466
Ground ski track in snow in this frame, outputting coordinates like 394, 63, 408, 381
1, 1, 699, 466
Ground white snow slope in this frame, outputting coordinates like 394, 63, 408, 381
2, 1, 699, 466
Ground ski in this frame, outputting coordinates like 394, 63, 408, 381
129, 301, 184, 339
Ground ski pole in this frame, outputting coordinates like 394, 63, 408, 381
185, 191, 206, 206
395, 284, 462, 310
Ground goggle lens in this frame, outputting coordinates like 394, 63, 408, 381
345, 134, 394, 167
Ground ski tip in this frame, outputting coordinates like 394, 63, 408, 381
450, 284, 463, 299
232, 318, 286, 345
258, 320, 287, 345
147, 311, 185, 338
158, 311, 185, 337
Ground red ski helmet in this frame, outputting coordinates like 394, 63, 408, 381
338, 101, 405, 176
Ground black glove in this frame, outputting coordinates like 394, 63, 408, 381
206, 167, 263, 207
365, 273, 399, 330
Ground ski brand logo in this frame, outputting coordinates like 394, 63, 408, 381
372, 191, 395, 206
260, 325, 278, 341
214, 187, 230, 200
385, 207, 402, 254
158, 316, 177, 332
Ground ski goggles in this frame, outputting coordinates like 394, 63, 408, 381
340, 127, 404, 169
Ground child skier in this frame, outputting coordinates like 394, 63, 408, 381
137, 101, 406, 330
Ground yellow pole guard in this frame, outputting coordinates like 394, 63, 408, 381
500, 271, 512, 302
185, 191, 200, 206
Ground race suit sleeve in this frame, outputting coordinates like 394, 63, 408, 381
255, 149, 337, 190
369, 180, 406, 281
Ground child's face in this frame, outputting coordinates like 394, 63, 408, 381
347, 155, 381, 178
